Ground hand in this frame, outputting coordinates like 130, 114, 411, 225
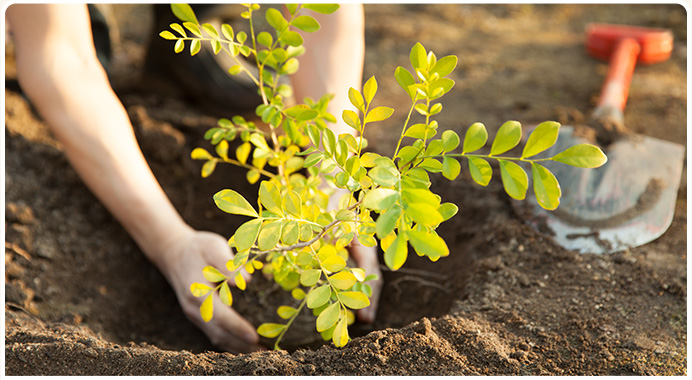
155, 229, 263, 353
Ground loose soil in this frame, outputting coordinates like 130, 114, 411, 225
4, 4, 687, 375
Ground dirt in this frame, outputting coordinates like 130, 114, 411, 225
4, 4, 687, 375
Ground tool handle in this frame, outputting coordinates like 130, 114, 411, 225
593, 38, 640, 124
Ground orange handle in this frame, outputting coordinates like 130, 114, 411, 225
596, 37, 640, 113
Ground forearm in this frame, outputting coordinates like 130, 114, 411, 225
292, 3, 365, 137
9, 4, 191, 267
39, 69, 192, 265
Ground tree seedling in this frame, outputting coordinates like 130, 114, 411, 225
160, 3, 607, 350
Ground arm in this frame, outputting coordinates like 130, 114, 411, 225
292, 4, 382, 323
7, 4, 261, 353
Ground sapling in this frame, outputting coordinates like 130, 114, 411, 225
160, 3, 607, 350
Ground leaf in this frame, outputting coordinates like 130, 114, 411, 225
221, 24, 234, 40
190, 283, 213, 297
246, 169, 260, 184
468, 157, 492, 186
362, 188, 399, 211
363, 76, 378, 105
215, 140, 229, 160
321, 128, 337, 156
257, 323, 285, 338
219, 281, 232, 306
442, 157, 461, 180
277, 305, 297, 319
431, 55, 458, 78
183, 22, 202, 37
173, 39, 185, 53
257, 31, 273, 47
236, 142, 251, 165
408, 229, 449, 260
316, 302, 340, 332
170, 23, 186, 37
171, 4, 199, 24
532, 163, 562, 210
317, 245, 337, 261
291, 288, 306, 300
234, 219, 262, 252
257, 220, 282, 251
259, 181, 283, 215
300, 269, 322, 287
191, 147, 212, 160
329, 271, 357, 290
522, 121, 560, 158
200, 294, 214, 322
384, 233, 408, 271
364, 107, 394, 124
348, 87, 365, 113
499, 159, 529, 200
409, 42, 427, 71
369, 166, 399, 187
404, 202, 444, 226
322, 255, 347, 273
292, 15, 320, 33
339, 291, 370, 309
351, 268, 366, 282
441, 130, 460, 152
159, 30, 177, 40
234, 271, 247, 290
201, 23, 219, 38
307, 284, 332, 309
438, 202, 459, 221
551, 144, 608, 168
490, 120, 522, 156
280, 31, 304, 47
203, 266, 226, 282
214, 189, 258, 217
283, 191, 302, 217
303, 4, 340, 14
376, 205, 402, 239
332, 316, 349, 347
395, 66, 417, 100
201, 160, 216, 178
265, 8, 288, 31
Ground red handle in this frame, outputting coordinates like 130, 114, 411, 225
597, 37, 640, 112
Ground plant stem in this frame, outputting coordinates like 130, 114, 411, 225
273, 286, 311, 350
393, 93, 420, 158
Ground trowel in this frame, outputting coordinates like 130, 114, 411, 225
522, 23, 685, 254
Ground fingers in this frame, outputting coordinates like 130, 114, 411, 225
348, 243, 383, 324
183, 290, 264, 354
208, 296, 264, 353
197, 231, 252, 284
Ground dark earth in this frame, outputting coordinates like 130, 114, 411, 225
4, 3, 687, 375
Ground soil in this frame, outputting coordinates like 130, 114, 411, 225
4, 4, 687, 375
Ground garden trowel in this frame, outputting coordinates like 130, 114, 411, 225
523, 23, 685, 254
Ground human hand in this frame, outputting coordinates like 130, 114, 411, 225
155, 229, 263, 353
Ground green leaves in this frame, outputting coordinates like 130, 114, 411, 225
171, 4, 199, 24
463, 123, 488, 153
384, 233, 408, 270
522, 121, 559, 158
532, 163, 561, 210
307, 284, 331, 309
490, 121, 522, 156
214, 190, 258, 217
551, 144, 608, 168
499, 159, 529, 200
163, 5, 611, 351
